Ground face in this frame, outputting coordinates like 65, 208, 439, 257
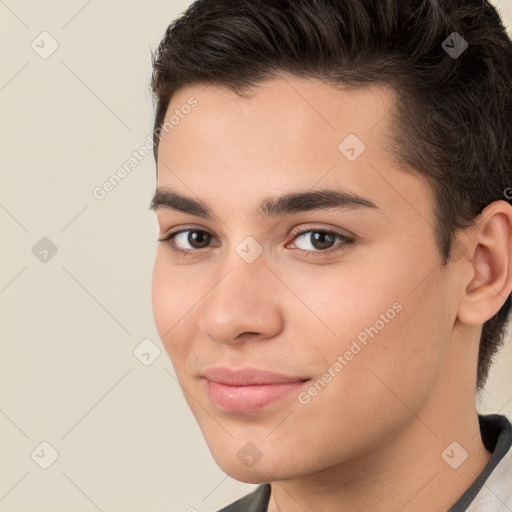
151, 76, 461, 483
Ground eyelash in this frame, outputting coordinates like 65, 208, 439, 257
158, 225, 355, 260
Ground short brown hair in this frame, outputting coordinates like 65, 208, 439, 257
150, 0, 512, 389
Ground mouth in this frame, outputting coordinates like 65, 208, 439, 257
201, 366, 311, 413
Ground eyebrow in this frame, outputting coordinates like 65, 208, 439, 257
149, 186, 380, 219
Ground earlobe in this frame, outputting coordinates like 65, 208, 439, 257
457, 201, 512, 326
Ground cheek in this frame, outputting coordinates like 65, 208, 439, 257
321, 280, 450, 424
285, 251, 448, 407
151, 253, 195, 362
277, 259, 399, 350
287, 297, 447, 465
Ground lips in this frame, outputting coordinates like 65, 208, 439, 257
201, 366, 309, 385
201, 366, 310, 413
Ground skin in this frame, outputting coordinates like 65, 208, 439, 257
151, 75, 512, 511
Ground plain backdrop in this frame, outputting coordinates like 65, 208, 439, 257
0, 1, 511, 510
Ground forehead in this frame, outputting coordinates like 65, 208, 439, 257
165, 76, 397, 153
156, 76, 433, 226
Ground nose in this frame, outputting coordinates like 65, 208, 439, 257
197, 254, 284, 346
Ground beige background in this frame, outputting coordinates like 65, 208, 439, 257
0, 1, 511, 510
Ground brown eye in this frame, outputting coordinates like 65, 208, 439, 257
287, 227, 356, 259
158, 225, 355, 260
291, 229, 348, 252
185, 230, 212, 249
309, 231, 337, 250
159, 229, 215, 250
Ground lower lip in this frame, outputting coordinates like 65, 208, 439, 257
206, 380, 308, 413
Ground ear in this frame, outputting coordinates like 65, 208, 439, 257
457, 200, 512, 326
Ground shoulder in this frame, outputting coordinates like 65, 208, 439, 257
453, 414, 512, 511
466, 416, 512, 511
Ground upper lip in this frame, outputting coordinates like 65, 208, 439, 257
201, 366, 309, 386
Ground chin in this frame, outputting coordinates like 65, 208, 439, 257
227, 471, 270, 485
212, 455, 276, 484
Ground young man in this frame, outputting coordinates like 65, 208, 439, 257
149, 0, 512, 510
